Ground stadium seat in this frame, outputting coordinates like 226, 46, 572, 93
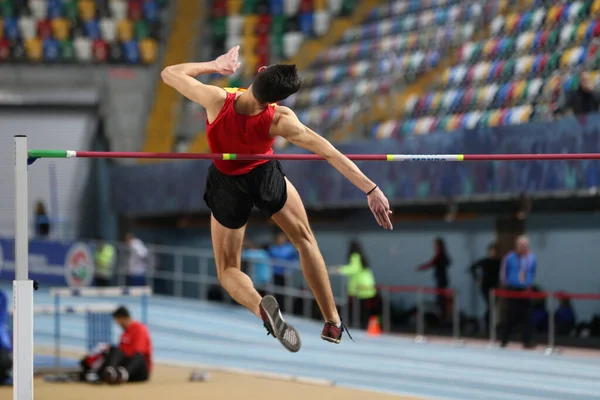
299, 11, 314, 36
108, 40, 123, 62
122, 39, 140, 64
92, 38, 108, 63
100, 18, 117, 42
42, 36, 59, 61
227, 14, 244, 37
118, 19, 133, 42
78, 0, 96, 21
74, 35, 91, 62
109, 0, 128, 20
18, 16, 36, 40
47, 0, 63, 19
0, 37, 10, 61
97, 0, 111, 18
30, 0, 48, 19
284, 0, 300, 17
139, 37, 157, 64
59, 38, 75, 62
52, 18, 70, 41
128, 0, 143, 21
282, 30, 303, 58
36, 18, 52, 39
143, 0, 159, 23
134, 20, 149, 40
63, 0, 78, 22
84, 19, 101, 40
25, 36, 42, 61
10, 40, 25, 61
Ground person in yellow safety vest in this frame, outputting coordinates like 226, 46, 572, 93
332, 240, 379, 328
94, 241, 116, 287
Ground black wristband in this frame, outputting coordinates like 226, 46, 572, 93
366, 185, 378, 196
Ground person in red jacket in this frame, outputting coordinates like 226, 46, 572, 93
81, 306, 152, 384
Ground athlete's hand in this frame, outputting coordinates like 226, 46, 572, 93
367, 187, 393, 230
215, 46, 241, 76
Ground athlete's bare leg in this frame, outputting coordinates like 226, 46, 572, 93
210, 216, 262, 318
271, 178, 341, 325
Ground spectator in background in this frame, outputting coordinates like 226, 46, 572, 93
0, 289, 12, 385
554, 71, 600, 117
417, 237, 452, 320
125, 234, 148, 287
242, 240, 271, 296
94, 240, 116, 287
80, 306, 151, 384
268, 231, 298, 311
469, 243, 501, 332
332, 240, 378, 328
554, 295, 576, 336
500, 235, 536, 349
34, 200, 51, 238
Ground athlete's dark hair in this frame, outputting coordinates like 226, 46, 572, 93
251, 64, 302, 103
112, 306, 131, 319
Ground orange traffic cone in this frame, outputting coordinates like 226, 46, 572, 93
367, 316, 381, 336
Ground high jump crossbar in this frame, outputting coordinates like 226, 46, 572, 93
26, 149, 600, 161
12, 138, 600, 400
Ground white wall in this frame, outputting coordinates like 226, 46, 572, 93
0, 110, 96, 239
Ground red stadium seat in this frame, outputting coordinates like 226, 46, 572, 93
92, 38, 109, 63
0, 38, 10, 61
36, 18, 52, 40
128, 1, 143, 21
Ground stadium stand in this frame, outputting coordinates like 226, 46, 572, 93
280, 0, 490, 139
0, 0, 166, 64
210, 0, 359, 79
374, 0, 600, 139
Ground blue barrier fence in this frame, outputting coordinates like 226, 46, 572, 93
107, 114, 600, 215
0, 238, 94, 287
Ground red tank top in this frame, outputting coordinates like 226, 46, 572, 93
206, 88, 276, 175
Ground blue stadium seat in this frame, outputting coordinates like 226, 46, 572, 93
122, 39, 140, 64
43, 37, 59, 61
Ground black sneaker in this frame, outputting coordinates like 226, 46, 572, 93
260, 295, 301, 353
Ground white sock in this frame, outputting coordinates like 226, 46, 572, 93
335, 322, 342, 328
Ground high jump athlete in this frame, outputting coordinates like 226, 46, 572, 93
161, 46, 393, 352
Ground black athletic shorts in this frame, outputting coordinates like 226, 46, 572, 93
203, 160, 288, 229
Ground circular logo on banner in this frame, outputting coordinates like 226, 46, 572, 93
64, 243, 94, 287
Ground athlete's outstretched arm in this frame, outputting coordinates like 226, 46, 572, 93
272, 106, 393, 230
161, 45, 241, 111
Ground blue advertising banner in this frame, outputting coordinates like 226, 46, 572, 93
110, 114, 600, 215
0, 238, 94, 287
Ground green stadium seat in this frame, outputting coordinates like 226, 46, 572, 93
546, 28, 559, 49
0, 1, 14, 18
64, 0, 79, 23
242, 0, 258, 15
545, 52, 560, 75
271, 15, 285, 35
213, 17, 227, 40
59, 39, 75, 62
270, 33, 283, 60
134, 20, 149, 40
341, 0, 356, 16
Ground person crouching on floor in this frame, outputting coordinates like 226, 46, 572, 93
81, 306, 152, 384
